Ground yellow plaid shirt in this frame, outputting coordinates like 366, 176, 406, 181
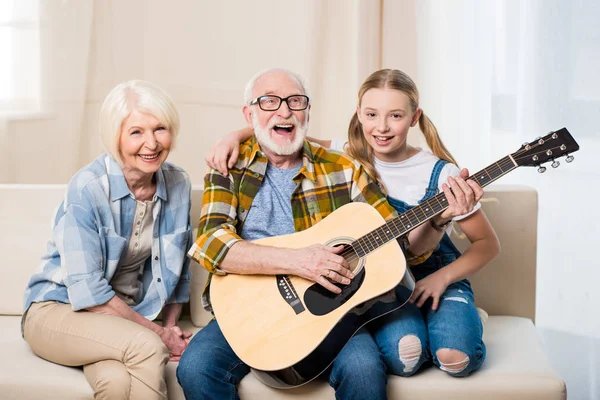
188, 137, 409, 311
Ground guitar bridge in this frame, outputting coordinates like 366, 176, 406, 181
276, 275, 305, 314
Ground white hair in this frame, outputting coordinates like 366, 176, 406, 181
243, 68, 310, 104
99, 80, 180, 163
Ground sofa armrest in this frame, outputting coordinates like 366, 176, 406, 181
450, 184, 538, 321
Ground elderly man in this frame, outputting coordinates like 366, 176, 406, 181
176, 68, 477, 399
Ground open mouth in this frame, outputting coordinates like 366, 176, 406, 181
272, 124, 295, 135
373, 135, 393, 145
138, 151, 161, 162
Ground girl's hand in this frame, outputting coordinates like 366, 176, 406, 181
409, 270, 451, 310
437, 168, 484, 222
206, 128, 250, 176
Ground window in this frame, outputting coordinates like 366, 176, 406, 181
0, 0, 40, 113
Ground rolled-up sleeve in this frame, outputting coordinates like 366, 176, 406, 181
187, 169, 242, 273
55, 197, 116, 311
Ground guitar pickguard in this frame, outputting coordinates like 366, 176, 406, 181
303, 269, 366, 315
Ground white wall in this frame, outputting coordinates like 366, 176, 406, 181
2, 0, 381, 185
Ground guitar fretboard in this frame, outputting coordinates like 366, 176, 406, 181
352, 155, 517, 257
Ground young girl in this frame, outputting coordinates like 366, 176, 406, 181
208, 69, 500, 377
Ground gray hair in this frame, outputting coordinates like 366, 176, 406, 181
243, 68, 310, 104
99, 80, 180, 163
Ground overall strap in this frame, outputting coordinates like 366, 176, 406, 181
420, 159, 448, 202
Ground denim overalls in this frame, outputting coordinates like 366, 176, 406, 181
367, 159, 486, 377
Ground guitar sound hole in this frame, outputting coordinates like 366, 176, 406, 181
304, 245, 365, 316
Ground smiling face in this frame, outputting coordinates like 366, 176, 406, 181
357, 87, 421, 162
118, 109, 172, 178
244, 70, 309, 157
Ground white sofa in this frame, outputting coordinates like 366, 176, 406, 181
0, 184, 566, 400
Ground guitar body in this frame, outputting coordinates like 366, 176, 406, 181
210, 202, 415, 388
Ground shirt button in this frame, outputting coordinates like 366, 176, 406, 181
157, 278, 161, 282
140, 212, 144, 216
154, 256, 159, 260
240, 207, 245, 213
135, 232, 138, 236
137, 221, 141, 225
134, 243, 138, 247
153, 233, 158, 238
253, 172, 260, 178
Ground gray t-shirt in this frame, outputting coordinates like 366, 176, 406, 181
240, 163, 301, 240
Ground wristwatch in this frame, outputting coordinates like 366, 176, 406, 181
430, 217, 452, 232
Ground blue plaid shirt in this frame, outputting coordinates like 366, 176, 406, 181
23, 154, 192, 320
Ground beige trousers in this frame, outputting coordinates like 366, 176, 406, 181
23, 302, 169, 400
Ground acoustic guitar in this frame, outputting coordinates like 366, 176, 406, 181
210, 127, 579, 389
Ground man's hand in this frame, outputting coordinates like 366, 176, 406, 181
290, 244, 355, 294
436, 168, 484, 224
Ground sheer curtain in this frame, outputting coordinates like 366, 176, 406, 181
416, 1, 599, 398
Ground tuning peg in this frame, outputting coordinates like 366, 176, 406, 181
551, 160, 560, 168
537, 166, 547, 173
566, 154, 574, 163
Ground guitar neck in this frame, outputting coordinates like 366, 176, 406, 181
352, 155, 518, 257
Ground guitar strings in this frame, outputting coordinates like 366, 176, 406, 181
334, 135, 569, 262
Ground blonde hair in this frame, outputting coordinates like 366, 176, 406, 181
99, 80, 180, 163
347, 69, 457, 186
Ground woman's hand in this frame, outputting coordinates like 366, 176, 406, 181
206, 128, 252, 176
409, 269, 451, 311
159, 326, 192, 362
436, 168, 484, 224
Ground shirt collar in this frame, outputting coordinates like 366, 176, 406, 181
248, 138, 317, 183
106, 154, 168, 202
298, 140, 317, 182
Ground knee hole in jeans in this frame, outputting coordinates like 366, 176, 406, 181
398, 334, 422, 374
436, 348, 470, 375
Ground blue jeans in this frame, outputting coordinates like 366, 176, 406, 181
369, 281, 486, 377
177, 320, 249, 400
176, 320, 387, 400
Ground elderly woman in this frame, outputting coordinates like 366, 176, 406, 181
22, 80, 192, 400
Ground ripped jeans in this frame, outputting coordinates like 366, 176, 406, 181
368, 279, 486, 377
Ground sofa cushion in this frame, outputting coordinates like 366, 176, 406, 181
0, 185, 66, 315
1, 315, 564, 400
238, 317, 565, 400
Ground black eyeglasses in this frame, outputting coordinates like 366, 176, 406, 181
249, 95, 310, 111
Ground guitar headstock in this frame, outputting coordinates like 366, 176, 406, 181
512, 128, 579, 171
